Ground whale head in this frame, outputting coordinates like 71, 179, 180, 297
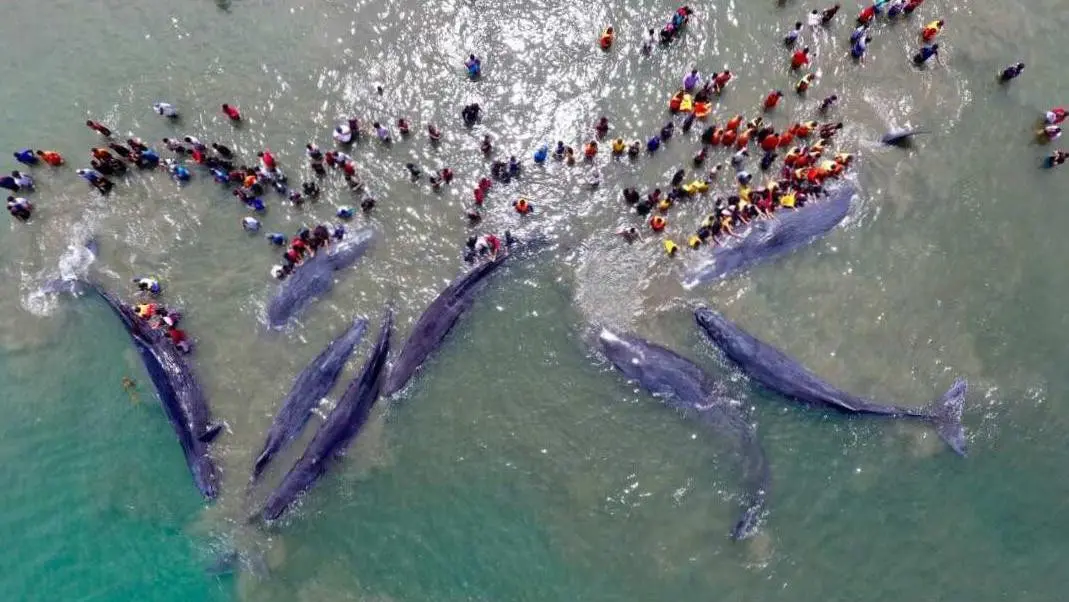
694, 307, 732, 344
598, 329, 646, 381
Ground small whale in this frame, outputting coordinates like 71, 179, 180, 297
881, 127, 930, 147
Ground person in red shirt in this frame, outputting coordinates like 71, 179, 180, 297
86, 120, 112, 137
167, 327, 191, 353
790, 47, 810, 70
35, 150, 64, 166
713, 70, 732, 91
763, 90, 783, 111
290, 237, 308, 257
485, 234, 502, 257
473, 187, 486, 206
221, 103, 241, 121
258, 150, 276, 171
857, 4, 876, 25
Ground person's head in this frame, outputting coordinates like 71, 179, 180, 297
690, 69, 698, 76
12, 171, 20, 177
86, 120, 94, 127
648, 28, 654, 35
830, 94, 838, 101
811, 9, 818, 14
803, 46, 809, 53
373, 122, 381, 128
607, 26, 614, 34
1017, 62, 1026, 70
932, 44, 940, 51
865, 36, 872, 42
222, 103, 230, 110
6, 196, 13, 203
794, 21, 802, 29
937, 19, 944, 26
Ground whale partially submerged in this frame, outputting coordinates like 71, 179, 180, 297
881, 127, 929, 147
694, 307, 968, 456
382, 254, 508, 397
91, 284, 224, 498
251, 317, 369, 481
259, 307, 393, 521
266, 229, 374, 329
683, 183, 856, 288
597, 328, 771, 540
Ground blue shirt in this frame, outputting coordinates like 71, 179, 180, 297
647, 137, 661, 152
851, 39, 868, 58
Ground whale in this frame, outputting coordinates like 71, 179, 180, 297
266, 229, 374, 329
597, 328, 771, 540
682, 183, 855, 288
881, 127, 930, 147
694, 307, 967, 456
251, 317, 369, 481
382, 254, 508, 397
91, 284, 224, 498
259, 306, 393, 521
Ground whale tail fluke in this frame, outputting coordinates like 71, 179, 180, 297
926, 377, 968, 456
730, 497, 766, 541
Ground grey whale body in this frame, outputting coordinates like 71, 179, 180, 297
259, 307, 393, 521
251, 317, 369, 481
383, 254, 508, 397
90, 284, 223, 498
694, 307, 968, 456
266, 229, 374, 329
597, 328, 770, 540
683, 183, 855, 288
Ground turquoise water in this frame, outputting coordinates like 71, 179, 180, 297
4, 0, 1069, 600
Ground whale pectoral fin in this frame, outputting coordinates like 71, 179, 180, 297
200, 422, 225, 443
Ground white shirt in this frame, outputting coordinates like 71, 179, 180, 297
154, 102, 177, 117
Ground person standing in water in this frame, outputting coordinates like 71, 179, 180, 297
913, 44, 939, 66
1044, 150, 1069, 168
818, 94, 839, 114
998, 62, 1025, 83
784, 21, 803, 47
820, 4, 841, 25
465, 54, 482, 78
153, 102, 179, 118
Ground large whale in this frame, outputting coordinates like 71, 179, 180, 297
251, 317, 369, 481
682, 183, 855, 288
694, 307, 968, 456
259, 307, 393, 521
91, 284, 224, 498
597, 328, 771, 540
382, 253, 508, 397
266, 229, 374, 329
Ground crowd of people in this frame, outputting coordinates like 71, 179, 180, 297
8, 1, 1066, 350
